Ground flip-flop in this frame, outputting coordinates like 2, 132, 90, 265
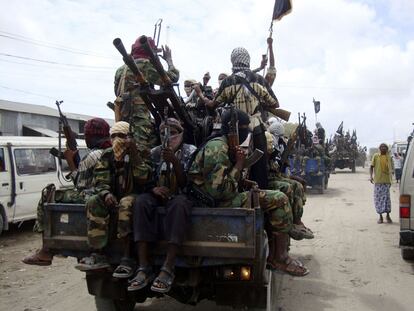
74, 253, 110, 271
113, 257, 136, 279
289, 224, 314, 240
22, 251, 52, 266
267, 258, 309, 277
128, 266, 154, 292
151, 266, 175, 294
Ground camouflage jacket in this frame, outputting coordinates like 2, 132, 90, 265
93, 148, 149, 200
188, 137, 241, 203
114, 58, 179, 104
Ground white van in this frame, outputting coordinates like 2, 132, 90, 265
399, 141, 414, 260
0, 136, 86, 234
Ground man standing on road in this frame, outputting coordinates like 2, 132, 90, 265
370, 143, 393, 224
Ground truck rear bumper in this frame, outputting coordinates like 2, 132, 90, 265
400, 230, 414, 246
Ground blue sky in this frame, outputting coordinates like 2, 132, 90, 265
0, 0, 413, 147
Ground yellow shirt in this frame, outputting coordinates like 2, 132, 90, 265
371, 153, 392, 184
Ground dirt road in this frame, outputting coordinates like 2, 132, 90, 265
1, 168, 413, 311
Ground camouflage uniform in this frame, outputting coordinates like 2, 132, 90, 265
86, 148, 147, 249
114, 59, 180, 176
188, 136, 292, 233
33, 149, 103, 233
266, 133, 306, 222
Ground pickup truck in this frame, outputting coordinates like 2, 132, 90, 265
42, 203, 279, 311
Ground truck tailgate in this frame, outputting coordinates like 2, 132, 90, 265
43, 203, 258, 259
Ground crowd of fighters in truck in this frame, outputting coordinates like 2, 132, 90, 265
23, 34, 315, 293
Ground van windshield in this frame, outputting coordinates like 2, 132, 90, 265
14, 148, 56, 175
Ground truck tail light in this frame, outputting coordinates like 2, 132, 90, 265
400, 195, 411, 218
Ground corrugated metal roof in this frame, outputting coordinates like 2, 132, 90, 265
0, 99, 114, 125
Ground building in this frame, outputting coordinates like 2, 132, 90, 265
0, 99, 113, 137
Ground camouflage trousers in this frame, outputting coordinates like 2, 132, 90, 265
86, 194, 135, 250
130, 104, 158, 184
224, 190, 293, 233
34, 185, 87, 233
269, 176, 306, 222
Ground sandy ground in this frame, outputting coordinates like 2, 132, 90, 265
0, 167, 413, 311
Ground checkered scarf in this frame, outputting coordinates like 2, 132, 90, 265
231, 47, 250, 72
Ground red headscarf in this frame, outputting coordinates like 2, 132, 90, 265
131, 36, 157, 59
84, 118, 111, 149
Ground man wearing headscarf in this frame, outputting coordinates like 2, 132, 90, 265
266, 120, 313, 241
129, 118, 195, 293
75, 121, 147, 276
23, 118, 111, 266
113, 35, 180, 192
188, 110, 309, 277
198, 47, 280, 189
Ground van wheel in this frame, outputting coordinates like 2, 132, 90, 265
0, 213, 4, 235
94, 296, 135, 311
401, 248, 414, 260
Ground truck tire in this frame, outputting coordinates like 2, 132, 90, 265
0, 213, 3, 236
401, 248, 414, 260
351, 161, 356, 173
319, 176, 325, 194
94, 296, 135, 311
249, 270, 278, 311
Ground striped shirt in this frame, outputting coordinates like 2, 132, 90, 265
71, 149, 103, 190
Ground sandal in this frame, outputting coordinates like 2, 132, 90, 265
267, 258, 309, 277
22, 249, 52, 266
74, 253, 110, 272
289, 224, 314, 240
151, 266, 175, 294
113, 257, 136, 279
128, 266, 154, 292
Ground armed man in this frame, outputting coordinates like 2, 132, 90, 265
199, 47, 282, 189
266, 120, 314, 240
188, 109, 309, 276
129, 118, 196, 293
113, 35, 179, 180
75, 121, 148, 277
23, 118, 111, 266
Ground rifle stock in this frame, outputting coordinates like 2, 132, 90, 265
268, 107, 290, 122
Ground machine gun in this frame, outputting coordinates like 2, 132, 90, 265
55, 100, 80, 168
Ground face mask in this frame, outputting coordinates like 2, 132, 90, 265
161, 132, 183, 152
112, 137, 128, 161
218, 79, 224, 86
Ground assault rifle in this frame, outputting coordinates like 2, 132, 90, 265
280, 112, 306, 172
55, 100, 80, 168
225, 104, 264, 169
162, 108, 171, 188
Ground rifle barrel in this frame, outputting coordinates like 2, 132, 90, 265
139, 35, 172, 86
